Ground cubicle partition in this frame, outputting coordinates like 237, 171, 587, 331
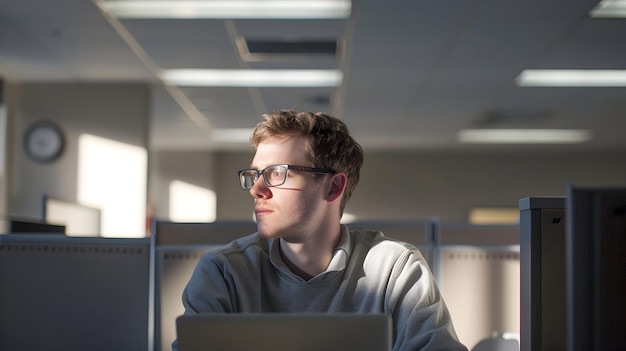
436, 223, 520, 350
153, 220, 521, 351
0, 234, 152, 351
1, 219, 525, 351
519, 196, 567, 351
566, 187, 626, 351
153, 221, 258, 351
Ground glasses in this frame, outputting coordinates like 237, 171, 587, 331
238, 164, 335, 190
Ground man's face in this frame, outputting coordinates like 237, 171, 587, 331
248, 135, 328, 240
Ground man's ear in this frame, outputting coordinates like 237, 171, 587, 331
326, 173, 347, 202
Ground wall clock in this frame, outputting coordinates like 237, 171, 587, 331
23, 120, 65, 163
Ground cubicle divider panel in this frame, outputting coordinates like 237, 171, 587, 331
440, 246, 520, 351
156, 245, 220, 351
154, 221, 258, 246
518, 197, 566, 351
153, 221, 258, 351
436, 224, 520, 351
567, 187, 626, 351
437, 223, 519, 246
0, 234, 152, 351
155, 220, 521, 351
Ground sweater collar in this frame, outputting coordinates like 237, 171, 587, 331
268, 225, 351, 282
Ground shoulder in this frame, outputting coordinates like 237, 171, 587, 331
349, 228, 426, 263
199, 232, 269, 265
350, 228, 420, 251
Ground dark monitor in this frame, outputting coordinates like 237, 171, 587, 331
8, 218, 66, 234
0, 234, 152, 351
567, 186, 626, 351
518, 196, 567, 351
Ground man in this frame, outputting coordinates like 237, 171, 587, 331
174, 109, 467, 350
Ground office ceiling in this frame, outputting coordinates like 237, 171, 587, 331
2, 0, 626, 152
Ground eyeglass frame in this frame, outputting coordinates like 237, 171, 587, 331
238, 164, 336, 190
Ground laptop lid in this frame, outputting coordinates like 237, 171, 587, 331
176, 313, 392, 351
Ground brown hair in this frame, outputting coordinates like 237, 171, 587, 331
251, 109, 363, 215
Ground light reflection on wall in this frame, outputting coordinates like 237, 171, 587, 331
169, 180, 216, 222
78, 134, 147, 238
468, 208, 520, 225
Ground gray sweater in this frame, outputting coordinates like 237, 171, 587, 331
176, 225, 467, 351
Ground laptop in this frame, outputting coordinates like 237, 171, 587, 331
176, 313, 392, 351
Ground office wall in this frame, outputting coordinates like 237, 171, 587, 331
148, 150, 250, 222
5, 82, 149, 222
215, 152, 256, 220
149, 150, 217, 220
214, 150, 626, 222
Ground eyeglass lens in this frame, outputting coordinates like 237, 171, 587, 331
240, 165, 288, 189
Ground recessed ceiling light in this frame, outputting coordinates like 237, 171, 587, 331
515, 69, 626, 87
457, 129, 592, 144
159, 69, 343, 87
589, 0, 626, 17
101, 0, 351, 19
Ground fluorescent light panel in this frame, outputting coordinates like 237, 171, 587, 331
516, 69, 626, 87
160, 69, 343, 87
590, 0, 626, 17
103, 0, 351, 19
458, 129, 592, 144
